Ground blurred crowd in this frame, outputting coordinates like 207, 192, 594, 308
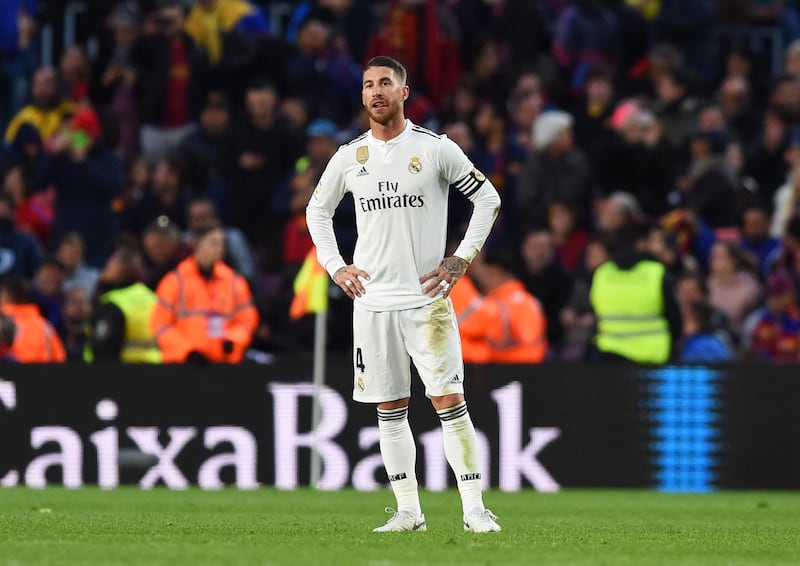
4, 0, 800, 364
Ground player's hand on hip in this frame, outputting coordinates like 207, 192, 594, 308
333, 265, 370, 299
420, 256, 468, 298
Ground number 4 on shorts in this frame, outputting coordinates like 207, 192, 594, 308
355, 347, 366, 373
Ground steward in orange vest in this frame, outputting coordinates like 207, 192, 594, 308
469, 248, 548, 363
150, 223, 258, 364
449, 275, 493, 363
0, 275, 66, 363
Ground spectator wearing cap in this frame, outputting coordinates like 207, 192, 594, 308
4, 67, 76, 146
32, 107, 123, 268
516, 110, 593, 232
130, 1, 207, 164
176, 90, 231, 212
280, 118, 342, 269
742, 270, 800, 361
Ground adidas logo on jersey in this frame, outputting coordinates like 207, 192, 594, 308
356, 166, 369, 177
451, 375, 461, 384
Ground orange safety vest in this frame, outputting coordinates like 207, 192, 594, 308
2, 303, 66, 363
450, 276, 493, 363
150, 257, 259, 363
483, 279, 548, 363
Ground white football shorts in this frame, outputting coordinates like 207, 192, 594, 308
352, 297, 465, 403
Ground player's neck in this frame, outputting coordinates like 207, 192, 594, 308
370, 115, 407, 142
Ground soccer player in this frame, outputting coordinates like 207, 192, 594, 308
306, 56, 502, 533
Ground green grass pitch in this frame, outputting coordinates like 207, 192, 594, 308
1, 488, 798, 565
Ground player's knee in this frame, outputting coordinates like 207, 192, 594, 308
430, 393, 465, 411
377, 397, 410, 410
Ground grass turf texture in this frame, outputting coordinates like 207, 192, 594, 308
1, 488, 798, 565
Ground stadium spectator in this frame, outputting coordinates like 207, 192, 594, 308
559, 237, 610, 361
150, 222, 258, 364
58, 286, 91, 362
184, 0, 269, 88
739, 205, 780, 276
365, 0, 463, 112
468, 247, 548, 363
718, 76, 760, 142
679, 299, 733, 362
742, 270, 800, 361
56, 232, 99, 297
140, 218, 188, 290
284, 16, 362, 124
547, 200, 589, 273
519, 228, 573, 349
707, 240, 762, 339
59, 46, 91, 105
746, 108, 790, 209
4, 66, 76, 145
221, 79, 303, 266
131, 0, 206, 164
124, 156, 189, 235
770, 128, 800, 237
551, 0, 620, 94
0, 273, 66, 363
3, 164, 54, 249
675, 131, 741, 230
32, 256, 65, 329
0, 0, 38, 130
652, 66, 700, 149
589, 223, 682, 363
0, 192, 42, 279
97, 1, 142, 161
185, 196, 254, 279
676, 271, 734, 345
32, 107, 123, 268
516, 110, 593, 232
176, 90, 231, 207
87, 246, 161, 363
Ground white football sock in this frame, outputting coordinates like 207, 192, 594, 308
438, 402, 484, 514
378, 406, 421, 515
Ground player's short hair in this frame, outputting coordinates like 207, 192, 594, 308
365, 56, 407, 86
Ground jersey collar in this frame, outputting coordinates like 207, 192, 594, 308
368, 119, 414, 145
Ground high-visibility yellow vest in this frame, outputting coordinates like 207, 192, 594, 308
86, 283, 162, 363
590, 260, 670, 364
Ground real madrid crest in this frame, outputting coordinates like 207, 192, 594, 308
356, 146, 369, 164
408, 156, 422, 174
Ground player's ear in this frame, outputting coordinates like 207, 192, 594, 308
402, 85, 409, 101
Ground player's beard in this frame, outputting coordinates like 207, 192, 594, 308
366, 97, 401, 126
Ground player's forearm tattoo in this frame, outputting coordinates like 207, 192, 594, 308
443, 256, 467, 278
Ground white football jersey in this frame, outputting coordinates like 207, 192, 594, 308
306, 120, 501, 311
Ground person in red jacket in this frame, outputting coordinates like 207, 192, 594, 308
150, 222, 258, 364
0, 274, 66, 363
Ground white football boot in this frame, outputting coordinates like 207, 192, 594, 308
372, 507, 427, 532
463, 508, 501, 533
